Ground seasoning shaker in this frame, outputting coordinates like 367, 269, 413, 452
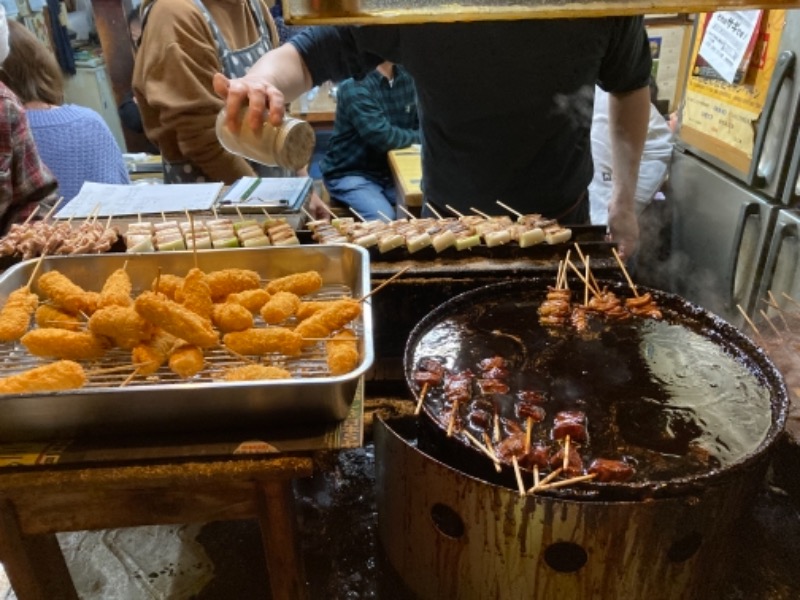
216, 107, 316, 171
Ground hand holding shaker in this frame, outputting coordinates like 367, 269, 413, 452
216, 106, 316, 171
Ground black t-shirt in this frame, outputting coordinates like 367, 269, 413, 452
291, 19, 652, 220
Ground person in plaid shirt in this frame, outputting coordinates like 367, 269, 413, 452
0, 5, 58, 235
321, 62, 419, 221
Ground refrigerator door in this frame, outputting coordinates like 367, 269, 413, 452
666, 149, 777, 326
755, 209, 800, 319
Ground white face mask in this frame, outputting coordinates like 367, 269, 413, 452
0, 6, 9, 66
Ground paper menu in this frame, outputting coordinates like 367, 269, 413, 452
54, 182, 224, 219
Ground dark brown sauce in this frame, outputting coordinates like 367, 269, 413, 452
410, 295, 773, 484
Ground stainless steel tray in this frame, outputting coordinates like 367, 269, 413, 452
0, 245, 373, 442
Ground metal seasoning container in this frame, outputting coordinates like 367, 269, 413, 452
216, 107, 316, 171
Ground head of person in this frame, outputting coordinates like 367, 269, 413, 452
127, 8, 142, 52
0, 5, 9, 66
0, 19, 64, 106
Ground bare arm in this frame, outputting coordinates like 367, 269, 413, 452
606, 85, 650, 259
212, 44, 313, 133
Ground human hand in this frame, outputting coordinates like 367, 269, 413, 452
307, 191, 331, 221
606, 200, 639, 261
212, 72, 288, 134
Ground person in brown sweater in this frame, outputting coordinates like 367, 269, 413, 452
132, 0, 324, 215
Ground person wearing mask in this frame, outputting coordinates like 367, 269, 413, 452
213, 19, 651, 258
321, 61, 419, 221
588, 80, 673, 227
0, 6, 59, 233
0, 19, 130, 205
132, 0, 325, 216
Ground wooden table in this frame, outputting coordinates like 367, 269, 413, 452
0, 386, 364, 600
387, 147, 423, 210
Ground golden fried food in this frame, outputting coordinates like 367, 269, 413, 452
326, 328, 360, 375
35, 304, 82, 332
295, 299, 362, 347
212, 302, 254, 333
134, 291, 219, 348
151, 273, 184, 300
21, 329, 108, 360
0, 360, 86, 394
88, 305, 155, 349
226, 288, 271, 313
259, 291, 300, 325
177, 268, 213, 320
265, 270, 323, 296
0, 286, 39, 341
220, 364, 291, 381
205, 268, 261, 301
295, 300, 329, 321
97, 267, 133, 308
168, 342, 205, 378
37, 270, 100, 315
223, 327, 303, 356
132, 328, 177, 375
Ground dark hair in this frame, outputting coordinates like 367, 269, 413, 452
0, 20, 64, 105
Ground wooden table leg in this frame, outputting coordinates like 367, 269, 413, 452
256, 479, 308, 600
0, 499, 79, 600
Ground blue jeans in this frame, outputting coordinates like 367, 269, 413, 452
323, 174, 398, 222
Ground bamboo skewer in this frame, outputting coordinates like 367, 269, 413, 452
360, 265, 412, 303
759, 309, 783, 340
397, 205, 417, 220
495, 200, 523, 219
426, 203, 446, 220
781, 292, 800, 310
528, 467, 563, 493
22, 205, 41, 226
524, 416, 533, 454
187, 212, 199, 269
534, 473, 597, 491
377, 211, 393, 223
120, 368, 140, 388
765, 291, 791, 330
26, 252, 47, 289
584, 255, 590, 307
566, 259, 602, 298
349, 207, 368, 222
470, 207, 492, 220
512, 455, 526, 496
447, 399, 458, 437
493, 408, 501, 443
320, 202, 338, 220
44, 198, 64, 221
414, 382, 429, 416
562, 434, 571, 471
573, 242, 600, 291
612, 247, 639, 297
736, 304, 762, 339
462, 429, 501, 472
445, 204, 465, 218
533, 465, 540, 488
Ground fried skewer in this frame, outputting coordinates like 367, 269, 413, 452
612, 247, 639, 297
413, 382, 429, 415
360, 265, 412, 303
0, 360, 85, 394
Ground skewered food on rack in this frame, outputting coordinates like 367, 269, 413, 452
265, 270, 323, 296
35, 304, 82, 332
222, 327, 303, 356
0, 220, 120, 259
326, 328, 359, 375
220, 364, 292, 381
88, 305, 155, 349
97, 267, 133, 308
205, 268, 261, 301
0, 286, 39, 341
260, 291, 301, 324
294, 298, 362, 346
134, 291, 219, 348
152, 273, 184, 300
37, 271, 100, 315
132, 328, 177, 375
177, 267, 214, 320
538, 287, 572, 326
625, 292, 663, 319
587, 458, 636, 483
225, 288, 271, 313
0, 360, 86, 394
20, 328, 108, 360
168, 342, 205, 378
211, 301, 254, 333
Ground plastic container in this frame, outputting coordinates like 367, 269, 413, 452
216, 107, 316, 171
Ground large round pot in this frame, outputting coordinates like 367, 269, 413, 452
375, 278, 788, 600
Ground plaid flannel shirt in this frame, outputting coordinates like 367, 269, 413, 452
0, 82, 57, 233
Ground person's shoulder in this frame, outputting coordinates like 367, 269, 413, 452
142, 0, 205, 29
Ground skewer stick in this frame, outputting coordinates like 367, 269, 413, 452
397, 205, 417, 220
349, 207, 367, 222
320, 202, 338, 219
759, 309, 783, 340
447, 399, 458, 436
445, 204, 465, 218
120, 367, 140, 388
736, 304, 762, 338
495, 200, 524, 219
301, 206, 316, 221
524, 416, 533, 454
212, 206, 219, 220
413, 382, 429, 416
44, 198, 64, 221
87, 362, 156, 376
426, 203, 446, 220
25, 252, 47, 289
781, 292, 800, 310
612, 247, 639, 297
493, 408, 501, 443
360, 265, 412, 302
22, 205, 41, 226
235, 206, 245, 222
562, 434, 571, 471
377, 211, 394, 223
470, 207, 492, 220
765, 291, 791, 330
573, 242, 600, 291
462, 429, 502, 472
187, 212, 199, 269
511, 455, 526, 496
528, 467, 563, 493
584, 255, 590, 307
533, 464, 540, 488
533, 473, 597, 491
566, 259, 602, 298
560, 250, 572, 289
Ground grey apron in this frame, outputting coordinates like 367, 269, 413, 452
156, 0, 288, 183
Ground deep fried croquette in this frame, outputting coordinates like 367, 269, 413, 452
0, 286, 39, 341
97, 268, 133, 308
34, 304, 82, 332
37, 271, 100, 315
259, 291, 300, 325
88, 305, 155, 349
205, 269, 261, 301
178, 268, 213, 320
168, 342, 205, 378
151, 273, 184, 300
212, 302, 254, 333
326, 328, 360, 375
134, 291, 219, 348
21, 329, 108, 360
265, 270, 323, 296
132, 328, 177, 375
220, 364, 292, 381
225, 288, 271, 313
0, 360, 86, 394
222, 327, 303, 356
295, 299, 362, 347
